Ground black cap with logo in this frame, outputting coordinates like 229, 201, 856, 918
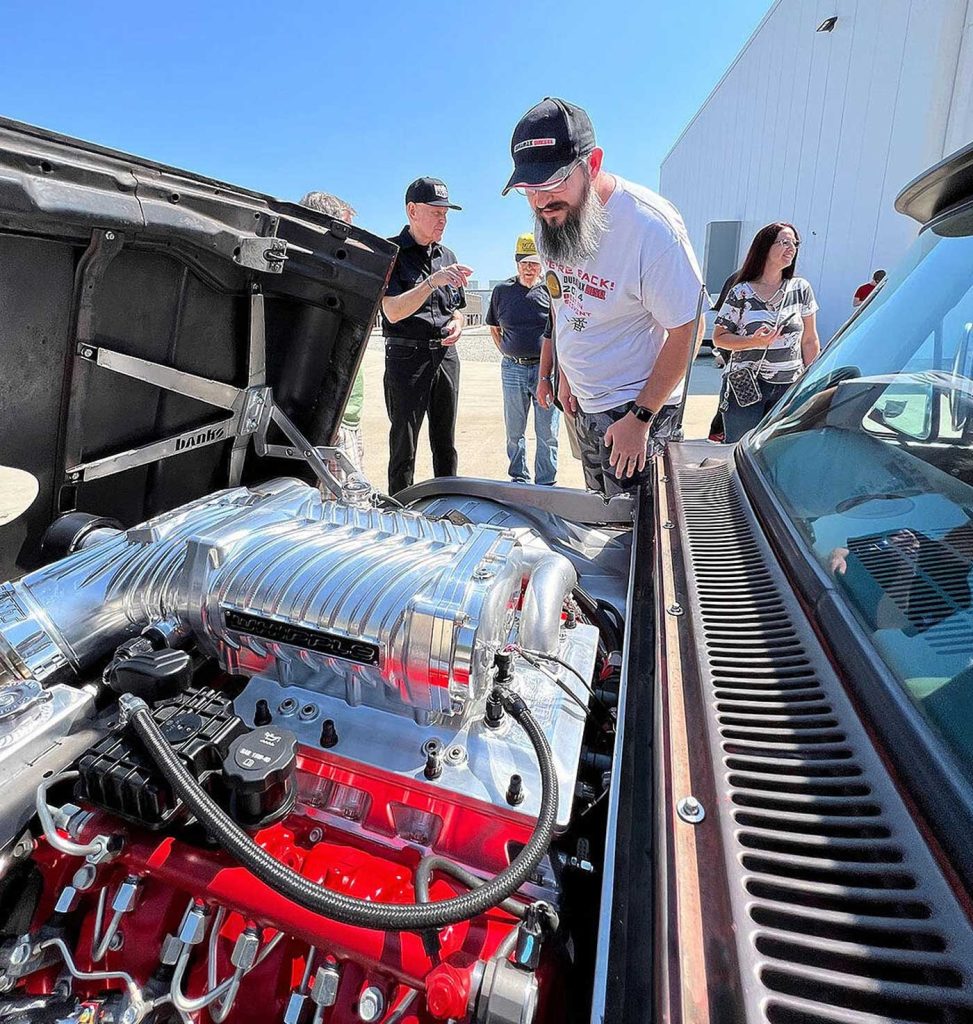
405, 177, 462, 210
502, 97, 596, 196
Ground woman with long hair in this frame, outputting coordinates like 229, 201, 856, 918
713, 222, 820, 442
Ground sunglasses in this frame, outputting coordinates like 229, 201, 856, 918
513, 158, 583, 196
774, 238, 800, 250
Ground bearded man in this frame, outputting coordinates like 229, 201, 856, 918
503, 98, 705, 495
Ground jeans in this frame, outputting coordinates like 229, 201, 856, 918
500, 357, 560, 485
383, 343, 460, 495
722, 375, 792, 443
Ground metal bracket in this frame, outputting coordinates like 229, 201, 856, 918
232, 236, 312, 274
65, 290, 350, 498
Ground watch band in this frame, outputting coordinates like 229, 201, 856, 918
631, 403, 656, 423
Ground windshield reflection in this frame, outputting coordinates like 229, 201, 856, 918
749, 205, 973, 777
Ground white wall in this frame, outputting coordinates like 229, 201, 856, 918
660, 0, 972, 343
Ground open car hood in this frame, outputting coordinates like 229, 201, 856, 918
0, 117, 397, 577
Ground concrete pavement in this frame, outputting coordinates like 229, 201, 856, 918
0, 331, 722, 527
358, 329, 722, 492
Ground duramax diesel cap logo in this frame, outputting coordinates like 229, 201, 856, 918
224, 609, 380, 666
434, 183, 448, 198
514, 138, 556, 152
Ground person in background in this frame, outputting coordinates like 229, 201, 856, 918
853, 269, 886, 307
381, 177, 472, 495
713, 222, 820, 444
502, 97, 704, 496
298, 191, 365, 477
487, 233, 560, 485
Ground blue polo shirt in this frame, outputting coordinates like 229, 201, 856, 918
486, 278, 551, 359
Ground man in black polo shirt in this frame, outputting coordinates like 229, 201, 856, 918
487, 232, 560, 485
381, 177, 472, 495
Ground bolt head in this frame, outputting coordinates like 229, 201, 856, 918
676, 795, 706, 824
357, 986, 385, 1022
72, 864, 97, 890
308, 827, 324, 844
105, 231, 116, 241
9, 940, 31, 966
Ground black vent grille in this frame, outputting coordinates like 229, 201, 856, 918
670, 454, 973, 1024
845, 523, 973, 655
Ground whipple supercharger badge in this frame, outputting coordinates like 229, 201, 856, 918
223, 609, 380, 665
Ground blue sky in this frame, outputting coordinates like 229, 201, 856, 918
3, 0, 772, 285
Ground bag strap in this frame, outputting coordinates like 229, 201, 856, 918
732, 280, 792, 376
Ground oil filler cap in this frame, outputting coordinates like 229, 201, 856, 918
222, 726, 298, 830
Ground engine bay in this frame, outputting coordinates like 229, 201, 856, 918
0, 480, 622, 1024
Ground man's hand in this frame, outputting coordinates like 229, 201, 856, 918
430, 264, 474, 290
537, 378, 554, 409
557, 375, 577, 415
442, 311, 464, 347
604, 412, 651, 479
828, 547, 850, 575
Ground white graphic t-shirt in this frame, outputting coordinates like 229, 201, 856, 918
544, 176, 704, 414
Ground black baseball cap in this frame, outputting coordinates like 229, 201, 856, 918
405, 177, 462, 210
502, 97, 596, 196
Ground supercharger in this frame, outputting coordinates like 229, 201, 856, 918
0, 478, 597, 828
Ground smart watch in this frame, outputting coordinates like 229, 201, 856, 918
630, 403, 656, 423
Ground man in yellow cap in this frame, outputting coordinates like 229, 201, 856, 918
486, 233, 560, 485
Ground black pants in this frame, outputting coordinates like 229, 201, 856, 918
384, 342, 460, 495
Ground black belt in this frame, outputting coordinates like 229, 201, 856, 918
504, 355, 540, 365
386, 336, 443, 349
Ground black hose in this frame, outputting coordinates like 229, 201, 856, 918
572, 587, 623, 654
122, 689, 557, 931
0, 996, 79, 1022
414, 855, 527, 920
374, 490, 405, 509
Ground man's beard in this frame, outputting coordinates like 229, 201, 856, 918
534, 172, 608, 264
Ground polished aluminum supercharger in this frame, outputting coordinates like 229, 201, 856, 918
0, 478, 593, 826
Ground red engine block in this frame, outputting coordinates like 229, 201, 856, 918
21, 744, 562, 1023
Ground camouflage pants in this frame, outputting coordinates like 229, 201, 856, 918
575, 402, 678, 496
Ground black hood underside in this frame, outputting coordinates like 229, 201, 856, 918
0, 117, 397, 576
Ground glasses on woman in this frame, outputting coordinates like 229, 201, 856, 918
513, 159, 583, 196
774, 238, 800, 250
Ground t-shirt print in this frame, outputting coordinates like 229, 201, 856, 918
543, 176, 704, 414
714, 278, 818, 385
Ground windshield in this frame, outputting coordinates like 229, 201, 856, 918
749, 203, 973, 777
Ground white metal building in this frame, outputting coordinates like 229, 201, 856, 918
660, 0, 973, 343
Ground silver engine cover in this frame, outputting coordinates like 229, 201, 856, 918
0, 480, 568, 720
0, 479, 591, 826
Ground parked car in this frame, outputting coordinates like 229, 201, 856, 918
0, 117, 972, 1024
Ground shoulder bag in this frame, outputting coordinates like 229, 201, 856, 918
725, 281, 791, 408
